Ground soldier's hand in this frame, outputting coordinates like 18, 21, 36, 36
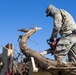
50, 38, 54, 42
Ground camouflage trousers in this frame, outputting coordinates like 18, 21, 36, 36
54, 34, 76, 63
68, 43, 76, 62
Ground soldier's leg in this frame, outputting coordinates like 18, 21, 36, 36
68, 34, 76, 62
68, 43, 76, 62
54, 37, 71, 64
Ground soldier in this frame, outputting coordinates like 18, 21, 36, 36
46, 4, 76, 66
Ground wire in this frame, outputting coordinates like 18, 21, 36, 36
29, 38, 38, 45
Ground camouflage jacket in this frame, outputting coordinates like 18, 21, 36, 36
51, 9, 76, 40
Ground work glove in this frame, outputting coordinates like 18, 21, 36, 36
49, 38, 54, 42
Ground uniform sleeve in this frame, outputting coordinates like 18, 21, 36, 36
51, 12, 62, 40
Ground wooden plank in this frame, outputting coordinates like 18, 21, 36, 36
48, 67, 76, 70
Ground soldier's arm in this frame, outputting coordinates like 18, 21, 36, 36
51, 11, 62, 40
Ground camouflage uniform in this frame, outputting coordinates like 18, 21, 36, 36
46, 4, 76, 64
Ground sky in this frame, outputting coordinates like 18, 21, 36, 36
0, 0, 76, 59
